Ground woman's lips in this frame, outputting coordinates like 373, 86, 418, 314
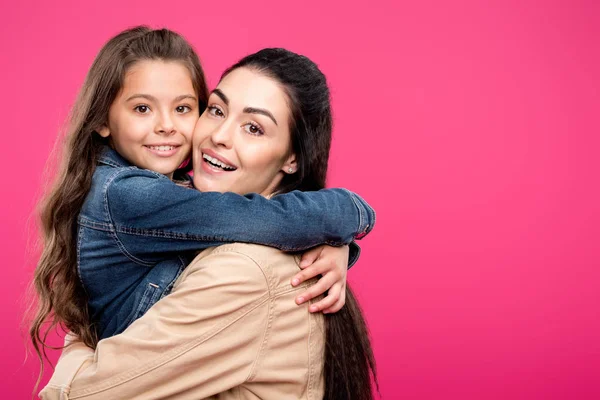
200, 156, 236, 175
201, 148, 237, 168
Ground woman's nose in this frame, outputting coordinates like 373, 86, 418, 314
211, 122, 234, 149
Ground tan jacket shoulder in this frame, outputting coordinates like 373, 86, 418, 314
40, 244, 325, 400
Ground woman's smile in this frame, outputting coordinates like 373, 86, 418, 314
201, 148, 238, 173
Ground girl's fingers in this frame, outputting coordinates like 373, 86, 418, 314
322, 288, 346, 314
295, 273, 336, 305
291, 258, 337, 286
299, 246, 325, 269
308, 283, 343, 313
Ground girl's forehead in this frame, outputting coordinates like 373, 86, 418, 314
120, 60, 195, 98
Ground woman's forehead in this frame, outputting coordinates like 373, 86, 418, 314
216, 68, 289, 114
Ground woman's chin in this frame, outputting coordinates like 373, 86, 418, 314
193, 176, 238, 194
191, 175, 213, 191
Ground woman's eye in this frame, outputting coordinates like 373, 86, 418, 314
243, 122, 264, 136
176, 105, 192, 113
208, 106, 224, 117
134, 105, 150, 114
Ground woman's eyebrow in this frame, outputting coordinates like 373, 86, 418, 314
212, 88, 278, 125
212, 89, 229, 105
243, 107, 278, 126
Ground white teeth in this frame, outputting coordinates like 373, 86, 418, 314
202, 153, 236, 170
149, 145, 174, 151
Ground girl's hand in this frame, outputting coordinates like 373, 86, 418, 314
291, 245, 349, 313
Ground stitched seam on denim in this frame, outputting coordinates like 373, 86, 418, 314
371, 206, 377, 232
345, 189, 366, 236
355, 192, 375, 234
98, 157, 123, 168
353, 193, 366, 234
103, 170, 154, 267
68, 293, 271, 398
77, 216, 112, 231
120, 281, 162, 330
76, 225, 87, 288
109, 227, 321, 252
114, 227, 224, 241
131, 283, 160, 323
285, 240, 342, 251
160, 256, 187, 299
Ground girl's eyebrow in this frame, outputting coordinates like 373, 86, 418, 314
126, 94, 197, 102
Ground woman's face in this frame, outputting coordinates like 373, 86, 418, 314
192, 67, 296, 196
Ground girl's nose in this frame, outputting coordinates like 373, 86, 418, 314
155, 112, 176, 136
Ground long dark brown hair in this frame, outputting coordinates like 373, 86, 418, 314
223, 48, 379, 400
30, 26, 208, 387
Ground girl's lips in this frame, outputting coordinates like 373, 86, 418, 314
144, 145, 181, 158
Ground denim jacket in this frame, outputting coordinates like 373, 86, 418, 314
78, 147, 375, 340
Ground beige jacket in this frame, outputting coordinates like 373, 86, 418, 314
40, 243, 325, 400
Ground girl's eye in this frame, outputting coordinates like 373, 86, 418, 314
176, 105, 192, 114
134, 105, 150, 114
242, 122, 264, 136
207, 105, 225, 118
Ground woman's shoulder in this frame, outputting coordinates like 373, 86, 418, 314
205, 243, 298, 266
193, 244, 301, 288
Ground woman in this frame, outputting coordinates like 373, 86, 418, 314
41, 48, 377, 400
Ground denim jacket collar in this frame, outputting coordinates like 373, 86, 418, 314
98, 146, 133, 169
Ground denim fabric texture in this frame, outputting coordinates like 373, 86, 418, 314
78, 147, 375, 339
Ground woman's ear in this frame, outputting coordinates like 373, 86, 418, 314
97, 125, 111, 138
282, 153, 298, 174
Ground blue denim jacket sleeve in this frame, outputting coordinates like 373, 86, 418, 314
105, 169, 375, 263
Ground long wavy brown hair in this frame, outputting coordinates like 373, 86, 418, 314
223, 48, 379, 399
29, 26, 208, 388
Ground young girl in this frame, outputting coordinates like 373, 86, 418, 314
31, 27, 374, 367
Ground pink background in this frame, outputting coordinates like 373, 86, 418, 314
2, 0, 599, 398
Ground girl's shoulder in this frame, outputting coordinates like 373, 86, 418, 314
93, 164, 167, 189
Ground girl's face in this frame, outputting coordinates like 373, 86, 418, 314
192, 67, 297, 196
99, 60, 199, 178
